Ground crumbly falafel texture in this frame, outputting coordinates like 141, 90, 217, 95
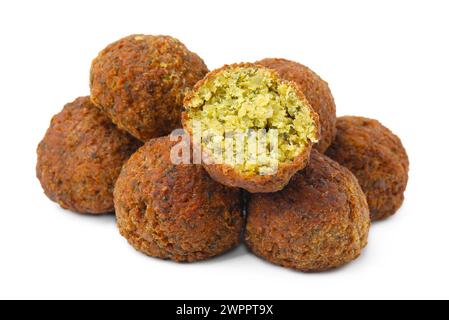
257, 58, 337, 153
183, 63, 320, 193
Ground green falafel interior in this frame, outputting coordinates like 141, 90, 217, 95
185, 65, 319, 175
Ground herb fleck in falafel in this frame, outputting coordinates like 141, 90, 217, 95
245, 150, 370, 272
36, 97, 142, 214
326, 116, 409, 221
257, 58, 337, 153
182, 63, 320, 193
114, 136, 244, 262
90, 34, 209, 141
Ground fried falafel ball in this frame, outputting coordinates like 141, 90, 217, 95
257, 58, 337, 153
114, 136, 244, 262
245, 150, 370, 272
182, 63, 320, 193
36, 97, 142, 214
90, 34, 209, 141
325, 116, 409, 221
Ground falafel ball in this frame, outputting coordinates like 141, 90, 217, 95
325, 116, 409, 221
182, 63, 320, 193
36, 97, 142, 214
114, 136, 244, 262
245, 150, 370, 272
90, 34, 209, 141
257, 58, 337, 153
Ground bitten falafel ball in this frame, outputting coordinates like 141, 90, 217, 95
90, 34, 209, 141
114, 136, 244, 262
36, 97, 142, 214
245, 150, 370, 272
325, 116, 409, 221
257, 58, 337, 153
182, 63, 320, 193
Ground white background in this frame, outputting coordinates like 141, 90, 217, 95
0, 0, 448, 300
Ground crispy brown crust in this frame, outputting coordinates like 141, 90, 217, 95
90, 34, 209, 142
114, 136, 244, 262
325, 116, 409, 221
182, 63, 320, 193
245, 150, 370, 272
257, 58, 337, 153
36, 97, 142, 214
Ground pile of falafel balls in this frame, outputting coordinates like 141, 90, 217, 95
37, 34, 409, 272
